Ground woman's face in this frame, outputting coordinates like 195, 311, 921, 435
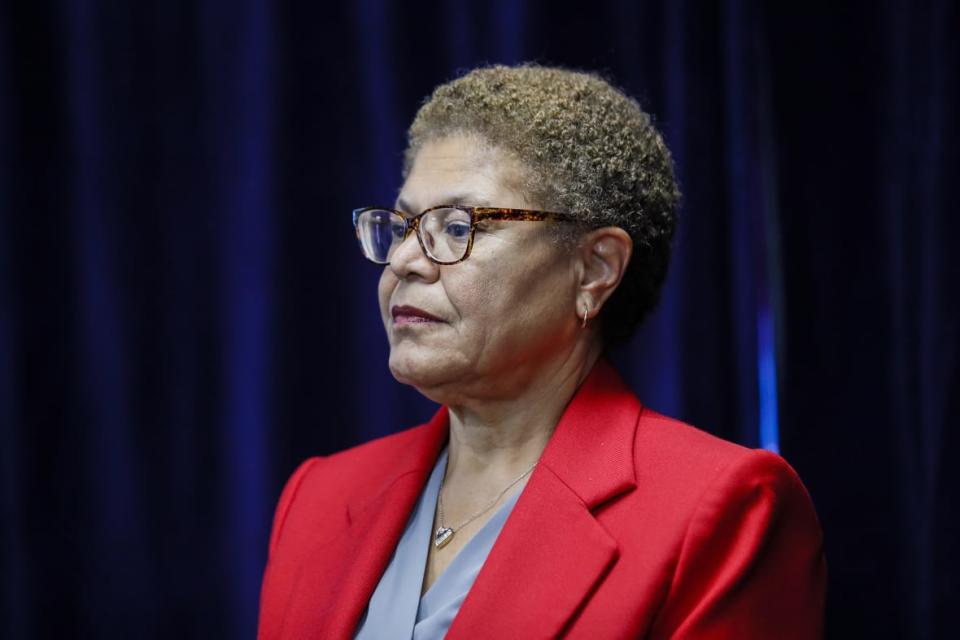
378, 134, 581, 402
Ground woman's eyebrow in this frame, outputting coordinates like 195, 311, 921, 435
447, 195, 491, 208
395, 194, 488, 213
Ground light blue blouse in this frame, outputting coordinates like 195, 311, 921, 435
354, 448, 523, 639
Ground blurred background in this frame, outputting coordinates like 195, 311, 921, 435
1, 0, 957, 637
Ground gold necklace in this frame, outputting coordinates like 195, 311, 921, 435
434, 462, 536, 549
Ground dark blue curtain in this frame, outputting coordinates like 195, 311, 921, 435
1, 1, 956, 637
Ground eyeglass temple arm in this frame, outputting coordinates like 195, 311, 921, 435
470, 207, 577, 223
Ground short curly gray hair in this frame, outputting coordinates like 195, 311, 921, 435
404, 64, 680, 345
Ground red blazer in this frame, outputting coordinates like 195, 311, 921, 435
258, 361, 826, 639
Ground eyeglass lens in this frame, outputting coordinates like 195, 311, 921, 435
356, 208, 473, 264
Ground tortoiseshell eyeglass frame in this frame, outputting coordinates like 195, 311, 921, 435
352, 205, 578, 265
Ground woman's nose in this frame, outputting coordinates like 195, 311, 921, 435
388, 228, 439, 281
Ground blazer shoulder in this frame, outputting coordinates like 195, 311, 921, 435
265, 421, 442, 558
632, 407, 813, 510
636, 407, 749, 469
328, 421, 436, 468
293, 421, 439, 496
650, 443, 826, 638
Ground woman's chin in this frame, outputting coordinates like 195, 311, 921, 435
387, 346, 465, 396
388, 350, 439, 385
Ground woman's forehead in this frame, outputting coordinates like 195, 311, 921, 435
398, 136, 531, 211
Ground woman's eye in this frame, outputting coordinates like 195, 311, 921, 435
445, 222, 471, 239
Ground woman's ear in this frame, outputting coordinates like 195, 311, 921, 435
576, 227, 633, 323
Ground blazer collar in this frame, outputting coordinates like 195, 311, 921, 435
288, 359, 642, 638
345, 406, 449, 525
276, 408, 449, 639
536, 358, 640, 508
352, 357, 639, 516
446, 358, 642, 638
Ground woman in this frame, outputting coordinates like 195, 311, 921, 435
258, 65, 826, 639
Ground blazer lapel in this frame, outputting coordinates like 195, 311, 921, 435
277, 408, 450, 639
447, 360, 642, 638
446, 468, 620, 639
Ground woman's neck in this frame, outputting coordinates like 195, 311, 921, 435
443, 344, 602, 482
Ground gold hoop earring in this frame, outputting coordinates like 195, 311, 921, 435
581, 303, 589, 329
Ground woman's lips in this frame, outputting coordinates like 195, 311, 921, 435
391, 304, 444, 326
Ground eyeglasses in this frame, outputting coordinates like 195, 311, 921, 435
351, 205, 577, 265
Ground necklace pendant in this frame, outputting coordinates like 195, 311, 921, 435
434, 526, 454, 549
